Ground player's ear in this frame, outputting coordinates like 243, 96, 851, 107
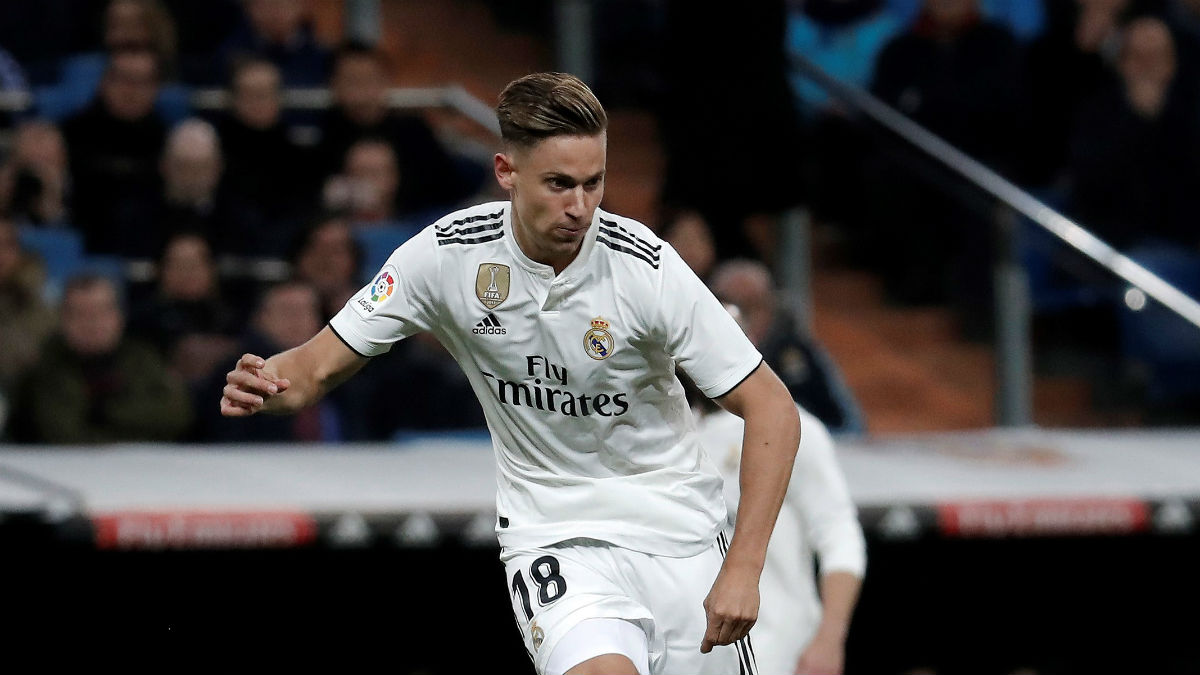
494, 151, 516, 190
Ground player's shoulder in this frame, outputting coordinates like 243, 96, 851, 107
423, 200, 510, 250
594, 208, 667, 273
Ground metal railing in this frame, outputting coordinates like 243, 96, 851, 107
0, 84, 502, 135
789, 52, 1200, 426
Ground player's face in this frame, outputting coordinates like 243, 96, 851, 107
495, 133, 606, 273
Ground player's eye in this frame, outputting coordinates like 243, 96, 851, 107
547, 177, 571, 190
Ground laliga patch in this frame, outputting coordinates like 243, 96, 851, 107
584, 317, 615, 360
357, 265, 398, 313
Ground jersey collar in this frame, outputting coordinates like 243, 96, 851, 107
503, 204, 601, 282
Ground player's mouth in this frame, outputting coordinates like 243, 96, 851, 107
554, 223, 587, 238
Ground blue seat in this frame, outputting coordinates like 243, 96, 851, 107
1118, 245, 1200, 404
17, 225, 84, 301
352, 222, 422, 281
1018, 218, 1116, 314
34, 53, 192, 124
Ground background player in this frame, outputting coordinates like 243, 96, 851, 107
696, 379, 865, 675
220, 72, 801, 674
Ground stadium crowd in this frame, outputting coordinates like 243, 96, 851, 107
1, 0, 1198, 443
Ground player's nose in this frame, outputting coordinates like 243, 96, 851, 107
564, 186, 586, 218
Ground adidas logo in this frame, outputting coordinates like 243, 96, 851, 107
472, 313, 507, 335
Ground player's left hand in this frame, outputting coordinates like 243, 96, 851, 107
794, 631, 845, 674
700, 562, 759, 653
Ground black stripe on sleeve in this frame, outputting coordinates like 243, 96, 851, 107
599, 217, 663, 253
709, 359, 764, 400
434, 219, 503, 238
436, 231, 505, 247
435, 208, 505, 232
328, 322, 373, 358
597, 225, 661, 261
596, 236, 660, 269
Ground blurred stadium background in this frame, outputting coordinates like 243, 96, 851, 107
1, 1, 1198, 673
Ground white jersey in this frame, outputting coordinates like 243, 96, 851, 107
703, 405, 866, 675
330, 201, 763, 556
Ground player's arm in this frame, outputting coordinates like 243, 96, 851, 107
701, 362, 801, 653
220, 326, 368, 417
796, 571, 861, 674
792, 409, 865, 674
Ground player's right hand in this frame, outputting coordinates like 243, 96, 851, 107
219, 353, 291, 417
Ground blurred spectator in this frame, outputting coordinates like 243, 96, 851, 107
785, 0, 901, 248
1069, 16, 1200, 250
127, 231, 239, 385
865, 0, 1021, 332
0, 218, 55, 398
148, 117, 262, 256
214, 58, 310, 255
1165, 0, 1200, 99
661, 210, 717, 282
61, 47, 166, 255
196, 279, 344, 442
886, 0, 1048, 41
214, 0, 332, 87
0, 1, 89, 86
323, 139, 405, 228
11, 273, 192, 444
710, 259, 865, 434
289, 215, 363, 320
161, 0, 244, 84
871, 0, 1023, 175
100, 0, 178, 75
658, 1, 807, 265
1021, 0, 1131, 188
354, 332, 487, 438
786, 0, 904, 117
315, 42, 476, 220
0, 120, 71, 228
0, 43, 30, 128
43, 0, 191, 126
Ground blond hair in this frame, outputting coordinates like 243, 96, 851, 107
497, 72, 607, 148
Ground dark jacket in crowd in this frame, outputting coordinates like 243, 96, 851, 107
62, 100, 167, 255
13, 335, 192, 444
315, 108, 477, 219
871, 16, 1023, 173
1069, 82, 1200, 250
216, 115, 312, 256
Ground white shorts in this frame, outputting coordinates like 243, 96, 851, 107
500, 533, 757, 675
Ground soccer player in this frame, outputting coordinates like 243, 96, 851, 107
700, 398, 865, 675
220, 72, 801, 675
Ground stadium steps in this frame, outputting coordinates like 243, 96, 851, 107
811, 264, 1113, 433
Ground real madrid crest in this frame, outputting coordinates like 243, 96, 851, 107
476, 263, 511, 309
531, 621, 545, 651
584, 317, 615, 360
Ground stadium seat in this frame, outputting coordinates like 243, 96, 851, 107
352, 223, 422, 281
34, 53, 193, 124
1018, 218, 1116, 314
17, 225, 84, 302
1117, 245, 1200, 404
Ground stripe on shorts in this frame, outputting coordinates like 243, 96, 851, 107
715, 531, 758, 675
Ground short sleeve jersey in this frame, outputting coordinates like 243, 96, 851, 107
330, 201, 763, 556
